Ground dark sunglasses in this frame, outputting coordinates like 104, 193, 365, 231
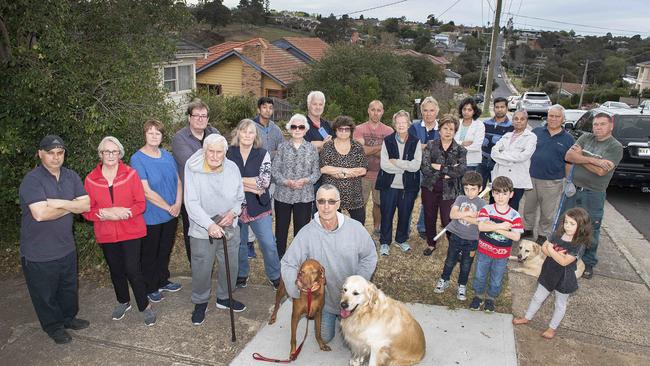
316, 198, 339, 206
337, 127, 351, 132
290, 124, 306, 130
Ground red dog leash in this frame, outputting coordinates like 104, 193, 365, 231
252, 289, 312, 363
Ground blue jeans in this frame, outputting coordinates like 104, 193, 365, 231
472, 252, 508, 300
379, 188, 418, 245
441, 233, 477, 285
320, 310, 339, 343
562, 188, 605, 267
238, 215, 281, 281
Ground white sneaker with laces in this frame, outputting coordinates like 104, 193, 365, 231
457, 285, 467, 301
433, 278, 449, 294
396, 242, 412, 252
380, 244, 390, 256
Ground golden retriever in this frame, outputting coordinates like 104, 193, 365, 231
509, 239, 585, 278
268, 258, 330, 359
339, 275, 425, 366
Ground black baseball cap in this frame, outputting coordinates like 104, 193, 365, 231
39, 135, 66, 151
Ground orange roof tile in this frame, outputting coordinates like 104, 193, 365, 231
281, 37, 329, 61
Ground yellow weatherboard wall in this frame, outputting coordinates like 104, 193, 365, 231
262, 75, 283, 93
196, 56, 243, 96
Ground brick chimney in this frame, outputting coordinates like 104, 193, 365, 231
239, 41, 265, 98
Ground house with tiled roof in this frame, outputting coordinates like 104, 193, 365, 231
163, 39, 208, 112
195, 38, 313, 99
391, 49, 451, 67
548, 81, 586, 97
272, 37, 330, 63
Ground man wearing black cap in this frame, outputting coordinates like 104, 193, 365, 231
19, 135, 91, 344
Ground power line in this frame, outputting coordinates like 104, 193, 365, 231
511, 21, 648, 36
335, 0, 409, 17
485, 0, 495, 12
505, 12, 649, 35
438, 0, 464, 19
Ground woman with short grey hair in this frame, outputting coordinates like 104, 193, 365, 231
272, 114, 321, 258
184, 133, 246, 324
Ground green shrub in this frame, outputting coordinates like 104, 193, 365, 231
186, 91, 257, 138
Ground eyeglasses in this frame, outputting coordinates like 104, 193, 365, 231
101, 150, 120, 157
316, 198, 339, 206
337, 127, 351, 132
290, 124, 306, 130
191, 114, 209, 120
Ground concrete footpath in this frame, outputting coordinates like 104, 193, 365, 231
1, 201, 649, 365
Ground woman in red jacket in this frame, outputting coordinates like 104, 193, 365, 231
83, 136, 156, 326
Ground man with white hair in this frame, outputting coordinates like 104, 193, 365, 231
184, 134, 245, 325
281, 184, 378, 344
304, 91, 334, 152
522, 105, 574, 244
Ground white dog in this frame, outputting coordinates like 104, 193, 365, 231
339, 275, 425, 366
509, 239, 584, 278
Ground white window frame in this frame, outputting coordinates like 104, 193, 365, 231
162, 63, 195, 94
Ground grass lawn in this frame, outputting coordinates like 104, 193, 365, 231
218, 23, 314, 42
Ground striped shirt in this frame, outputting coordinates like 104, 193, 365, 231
477, 203, 524, 258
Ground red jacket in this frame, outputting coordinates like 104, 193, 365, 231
83, 161, 146, 243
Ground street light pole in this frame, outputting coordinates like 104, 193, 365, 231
578, 59, 589, 108
482, 0, 503, 113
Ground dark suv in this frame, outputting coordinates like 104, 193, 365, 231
566, 108, 650, 188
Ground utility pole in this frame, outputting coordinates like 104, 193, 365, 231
557, 74, 564, 104
483, 0, 503, 114
476, 42, 489, 92
578, 59, 589, 108
533, 55, 546, 90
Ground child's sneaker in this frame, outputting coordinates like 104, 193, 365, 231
433, 279, 449, 294
483, 299, 495, 313
457, 285, 467, 301
469, 296, 483, 311
379, 244, 390, 256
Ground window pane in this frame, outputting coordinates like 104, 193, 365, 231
178, 65, 193, 91
164, 67, 176, 81
164, 80, 176, 93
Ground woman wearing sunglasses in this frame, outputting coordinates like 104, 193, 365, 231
319, 115, 368, 224
271, 114, 321, 258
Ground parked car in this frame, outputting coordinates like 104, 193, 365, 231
474, 93, 485, 103
517, 92, 551, 117
566, 108, 650, 188
507, 95, 520, 112
562, 109, 588, 129
600, 101, 631, 109
638, 100, 650, 112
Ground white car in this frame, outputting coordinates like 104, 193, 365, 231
517, 92, 551, 117
601, 101, 631, 109
507, 95, 520, 111
562, 109, 588, 129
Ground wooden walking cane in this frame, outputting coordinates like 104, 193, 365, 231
210, 215, 237, 342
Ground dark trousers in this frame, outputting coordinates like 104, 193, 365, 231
441, 233, 477, 285
21, 251, 79, 335
180, 204, 192, 264
141, 218, 178, 294
101, 239, 149, 311
346, 207, 366, 225
489, 188, 525, 211
379, 188, 418, 245
477, 157, 494, 190
421, 186, 454, 247
274, 200, 312, 259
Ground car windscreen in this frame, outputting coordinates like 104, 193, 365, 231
525, 94, 549, 100
614, 115, 650, 139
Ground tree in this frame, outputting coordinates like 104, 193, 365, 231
383, 18, 400, 34
315, 14, 340, 43
291, 44, 412, 122
401, 56, 444, 90
426, 14, 443, 27
0, 1, 190, 251
196, 0, 232, 29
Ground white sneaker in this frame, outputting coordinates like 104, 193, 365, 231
380, 244, 390, 256
396, 242, 412, 252
433, 278, 449, 294
457, 285, 467, 301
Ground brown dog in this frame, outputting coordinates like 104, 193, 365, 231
269, 258, 330, 359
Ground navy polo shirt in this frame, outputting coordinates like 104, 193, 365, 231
19, 165, 87, 262
304, 116, 334, 142
529, 127, 574, 180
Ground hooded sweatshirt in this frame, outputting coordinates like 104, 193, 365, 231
280, 212, 378, 314
183, 149, 244, 239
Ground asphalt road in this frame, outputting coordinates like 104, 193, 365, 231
492, 34, 512, 100
606, 186, 650, 241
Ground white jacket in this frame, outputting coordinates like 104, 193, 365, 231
454, 119, 485, 166
490, 130, 537, 189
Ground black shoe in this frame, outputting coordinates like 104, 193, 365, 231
522, 230, 534, 239
583, 266, 594, 279
64, 318, 90, 331
418, 231, 426, 240
192, 303, 208, 325
469, 296, 483, 311
49, 328, 72, 344
269, 278, 281, 291
236, 276, 248, 288
216, 298, 246, 312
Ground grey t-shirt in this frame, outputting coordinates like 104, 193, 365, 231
446, 195, 487, 241
572, 133, 623, 192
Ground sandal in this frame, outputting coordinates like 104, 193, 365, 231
423, 246, 436, 256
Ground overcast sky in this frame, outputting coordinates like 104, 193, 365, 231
220, 0, 650, 38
